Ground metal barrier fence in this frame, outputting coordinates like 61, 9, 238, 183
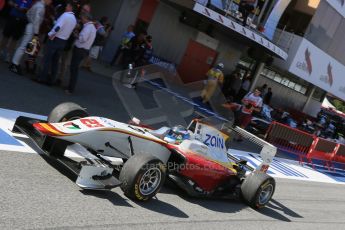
265, 121, 345, 170
333, 144, 345, 164
266, 122, 314, 163
307, 138, 339, 170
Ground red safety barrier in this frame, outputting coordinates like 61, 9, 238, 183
307, 138, 339, 171
265, 122, 315, 164
333, 144, 345, 164
266, 121, 345, 171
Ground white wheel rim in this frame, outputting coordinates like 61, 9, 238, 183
258, 184, 274, 205
139, 167, 162, 196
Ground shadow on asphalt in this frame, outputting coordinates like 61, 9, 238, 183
262, 199, 304, 220
160, 184, 246, 214
134, 196, 189, 218
80, 190, 133, 207
161, 182, 304, 222
80, 187, 190, 218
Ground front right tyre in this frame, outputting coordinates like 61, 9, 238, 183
241, 171, 275, 209
119, 154, 166, 201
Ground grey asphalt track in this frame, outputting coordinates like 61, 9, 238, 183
0, 150, 344, 230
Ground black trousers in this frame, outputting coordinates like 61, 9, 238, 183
68, 47, 88, 92
39, 38, 66, 83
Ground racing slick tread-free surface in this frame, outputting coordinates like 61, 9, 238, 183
119, 154, 166, 201
241, 171, 275, 209
48, 102, 89, 123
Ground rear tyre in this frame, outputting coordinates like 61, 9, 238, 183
120, 154, 166, 201
48, 102, 89, 122
241, 171, 275, 209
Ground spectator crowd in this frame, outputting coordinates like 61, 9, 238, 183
0, 0, 154, 94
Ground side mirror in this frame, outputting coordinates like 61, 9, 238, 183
131, 117, 140, 125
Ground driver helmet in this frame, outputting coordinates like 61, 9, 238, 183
216, 62, 224, 70
164, 125, 190, 144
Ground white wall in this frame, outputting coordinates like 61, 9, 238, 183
303, 98, 322, 117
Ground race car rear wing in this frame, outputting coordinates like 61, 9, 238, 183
187, 118, 277, 173
229, 126, 277, 173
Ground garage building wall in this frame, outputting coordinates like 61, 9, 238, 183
212, 30, 246, 73
254, 76, 308, 110
147, 2, 198, 64
90, 0, 122, 23
99, 0, 143, 62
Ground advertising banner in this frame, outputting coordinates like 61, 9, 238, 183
289, 38, 345, 100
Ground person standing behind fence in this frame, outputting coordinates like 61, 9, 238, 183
260, 84, 267, 98
264, 87, 272, 105
236, 73, 251, 102
65, 12, 96, 94
110, 25, 135, 66
9, 0, 53, 75
35, 1, 77, 85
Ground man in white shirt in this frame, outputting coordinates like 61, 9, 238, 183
65, 12, 96, 94
35, 1, 77, 85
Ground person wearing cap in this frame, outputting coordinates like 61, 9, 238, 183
201, 63, 224, 103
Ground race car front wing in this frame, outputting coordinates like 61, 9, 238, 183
12, 116, 122, 190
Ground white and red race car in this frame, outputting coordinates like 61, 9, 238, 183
13, 102, 277, 208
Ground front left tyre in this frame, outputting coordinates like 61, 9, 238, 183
48, 102, 89, 123
119, 154, 166, 201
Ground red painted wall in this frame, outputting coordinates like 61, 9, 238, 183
137, 0, 159, 23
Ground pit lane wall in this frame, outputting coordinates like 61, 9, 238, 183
266, 121, 345, 170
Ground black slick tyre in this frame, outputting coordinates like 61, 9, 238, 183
48, 102, 89, 122
241, 171, 275, 209
119, 154, 166, 201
